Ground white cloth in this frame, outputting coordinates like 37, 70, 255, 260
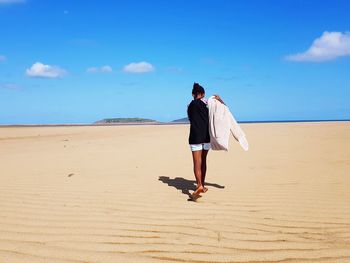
189, 143, 211, 152
207, 96, 249, 151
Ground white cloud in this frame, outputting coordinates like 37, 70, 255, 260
0, 55, 6, 61
123, 61, 154, 73
0, 0, 25, 4
0, 82, 21, 90
286, 31, 350, 62
86, 65, 113, 73
86, 67, 98, 73
101, 65, 112, 72
26, 62, 66, 78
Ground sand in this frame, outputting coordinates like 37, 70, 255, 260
0, 122, 349, 263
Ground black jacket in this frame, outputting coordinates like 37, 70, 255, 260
187, 99, 210, 144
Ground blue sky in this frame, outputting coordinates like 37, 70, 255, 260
0, 0, 350, 124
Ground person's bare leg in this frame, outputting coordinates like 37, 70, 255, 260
201, 149, 209, 192
192, 150, 204, 196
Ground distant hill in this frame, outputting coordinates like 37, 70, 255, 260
94, 118, 157, 124
171, 117, 189, 123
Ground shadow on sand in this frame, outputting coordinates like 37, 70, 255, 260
158, 176, 225, 200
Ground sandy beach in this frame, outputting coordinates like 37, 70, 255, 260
0, 122, 349, 263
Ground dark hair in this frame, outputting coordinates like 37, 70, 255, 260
192, 82, 205, 98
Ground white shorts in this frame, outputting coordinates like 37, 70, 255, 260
190, 143, 211, 152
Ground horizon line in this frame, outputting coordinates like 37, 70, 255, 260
0, 118, 350, 127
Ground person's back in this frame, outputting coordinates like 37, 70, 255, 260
187, 98, 210, 145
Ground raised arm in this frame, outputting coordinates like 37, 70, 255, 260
213, 94, 225, 105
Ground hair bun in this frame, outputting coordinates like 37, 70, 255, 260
192, 82, 205, 96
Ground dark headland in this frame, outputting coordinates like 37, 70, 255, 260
94, 118, 158, 124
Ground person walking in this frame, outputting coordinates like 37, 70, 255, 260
187, 82, 223, 199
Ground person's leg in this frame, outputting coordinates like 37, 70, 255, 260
201, 149, 209, 192
192, 150, 202, 186
191, 150, 204, 196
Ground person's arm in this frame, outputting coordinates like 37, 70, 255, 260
213, 94, 225, 105
187, 102, 193, 122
